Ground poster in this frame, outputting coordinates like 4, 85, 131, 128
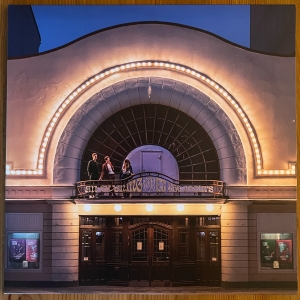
26, 239, 39, 262
9, 238, 26, 262
276, 240, 292, 263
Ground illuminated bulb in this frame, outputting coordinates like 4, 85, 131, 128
176, 66, 180, 70
33, 171, 38, 175
201, 76, 205, 80
215, 85, 219, 89
258, 170, 262, 174
28, 170, 33, 175
100, 73, 104, 77
6, 170, 11, 175
6, 165, 10, 170
16, 170, 21, 175
21, 170, 26, 174
38, 170, 43, 175
136, 63, 141, 67
165, 63, 170, 67
114, 204, 122, 212
145, 204, 154, 212
176, 204, 184, 212
237, 108, 242, 113
206, 204, 214, 212
95, 75, 100, 79
90, 79, 95, 83
46, 132, 50, 137
55, 113, 60, 118
180, 67, 185, 71
160, 62, 164, 67
291, 165, 296, 170
286, 170, 291, 174
38, 164, 43, 169
171, 64, 175, 68
110, 69, 115, 73
280, 170, 285, 174
142, 62, 146, 66
131, 63, 136, 67
39, 159, 43, 164
44, 137, 49, 142
84, 204, 92, 212
257, 164, 261, 170
41, 148, 45, 152
105, 71, 109, 75
191, 71, 195, 75
73, 92, 78, 96
62, 103, 66, 108
196, 73, 200, 77
69, 95, 74, 100
81, 84, 86, 89
291, 169, 296, 174
77, 88, 82, 92
147, 62, 152, 66
154, 62, 159, 66
263, 170, 268, 174
11, 170, 15, 175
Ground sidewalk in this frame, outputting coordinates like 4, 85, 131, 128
3, 285, 298, 295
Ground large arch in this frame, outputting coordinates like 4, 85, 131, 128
80, 103, 220, 181
53, 77, 246, 185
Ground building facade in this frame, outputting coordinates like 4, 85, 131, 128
5, 22, 296, 288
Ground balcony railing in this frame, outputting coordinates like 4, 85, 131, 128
76, 172, 225, 199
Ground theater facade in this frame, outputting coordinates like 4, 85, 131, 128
5, 23, 296, 288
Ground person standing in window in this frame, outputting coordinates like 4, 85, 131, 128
120, 159, 133, 198
99, 156, 116, 197
87, 153, 99, 198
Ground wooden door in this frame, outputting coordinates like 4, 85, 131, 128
129, 223, 172, 286
195, 228, 221, 286
79, 229, 106, 285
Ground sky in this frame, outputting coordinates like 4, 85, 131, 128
31, 5, 250, 53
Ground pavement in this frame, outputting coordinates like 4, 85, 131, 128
3, 285, 298, 295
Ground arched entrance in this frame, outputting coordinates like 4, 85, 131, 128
80, 104, 220, 181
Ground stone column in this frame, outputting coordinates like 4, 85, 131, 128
221, 201, 251, 287
50, 201, 79, 284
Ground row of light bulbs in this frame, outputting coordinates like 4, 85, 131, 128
6, 60, 295, 177
83, 203, 215, 213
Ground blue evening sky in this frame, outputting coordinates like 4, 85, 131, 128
32, 5, 250, 53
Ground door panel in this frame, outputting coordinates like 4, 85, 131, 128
196, 229, 221, 286
142, 151, 162, 172
79, 229, 106, 285
129, 224, 172, 286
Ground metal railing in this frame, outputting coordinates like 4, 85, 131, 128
76, 172, 225, 199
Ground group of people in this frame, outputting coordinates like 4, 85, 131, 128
87, 153, 133, 198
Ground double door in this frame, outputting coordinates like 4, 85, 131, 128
129, 223, 172, 286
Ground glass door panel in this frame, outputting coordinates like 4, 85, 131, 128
209, 231, 219, 262
81, 230, 91, 261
